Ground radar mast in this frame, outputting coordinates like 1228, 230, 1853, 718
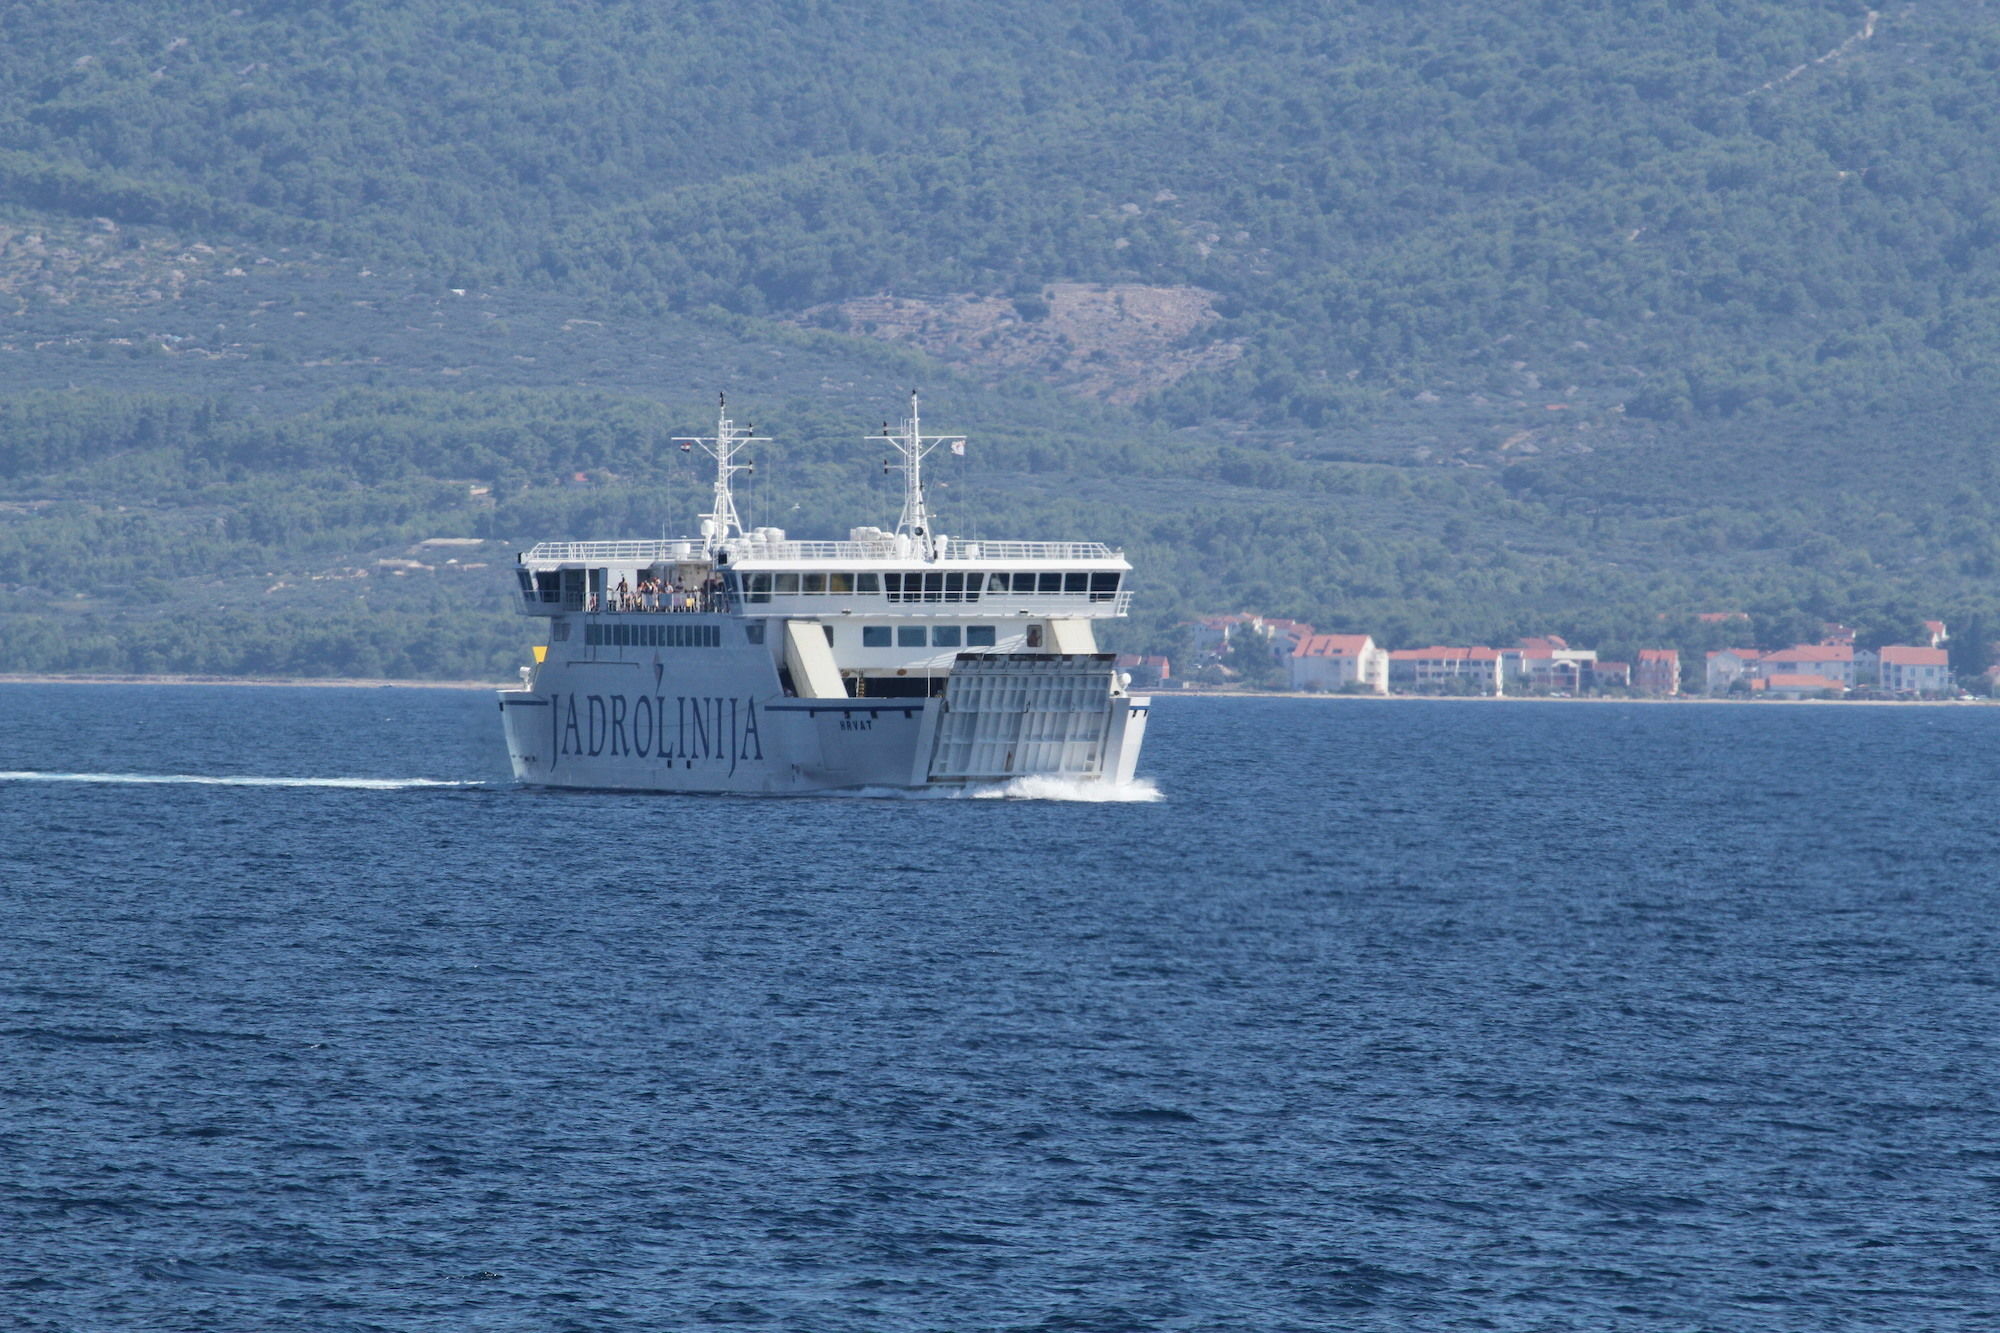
674, 393, 766, 556
869, 389, 963, 559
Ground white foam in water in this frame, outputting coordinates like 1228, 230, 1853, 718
0, 771, 477, 790
832, 776, 1163, 802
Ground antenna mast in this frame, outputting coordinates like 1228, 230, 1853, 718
868, 389, 962, 559
673, 393, 767, 556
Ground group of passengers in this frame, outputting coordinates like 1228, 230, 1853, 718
590, 573, 728, 614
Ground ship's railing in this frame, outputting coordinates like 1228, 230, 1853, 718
525, 539, 701, 563
521, 537, 1120, 565
729, 538, 1119, 562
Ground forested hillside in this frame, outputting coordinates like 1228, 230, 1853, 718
3, 1, 1999, 677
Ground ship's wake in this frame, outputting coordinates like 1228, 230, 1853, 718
0, 771, 479, 790
835, 775, 1163, 802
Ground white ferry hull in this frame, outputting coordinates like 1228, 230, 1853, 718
499, 642, 1149, 795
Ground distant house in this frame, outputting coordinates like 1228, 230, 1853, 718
1191, 613, 1315, 660
1705, 648, 1762, 694
1923, 619, 1949, 649
1820, 622, 1856, 646
1636, 649, 1680, 696
1760, 643, 1857, 688
1115, 654, 1172, 688
1589, 661, 1632, 690
1507, 636, 1596, 692
1696, 611, 1750, 624
1755, 672, 1847, 699
1190, 614, 1264, 656
1878, 644, 1951, 695
1388, 645, 1503, 694
1290, 634, 1387, 693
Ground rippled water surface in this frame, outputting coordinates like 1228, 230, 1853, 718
4, 685, 1998, 1331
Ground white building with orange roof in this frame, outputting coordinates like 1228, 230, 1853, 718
1879, 644, 1951, 694
1760, 643, 1857, 687
1704, 648, 1762, 694
1388, 645, 1504, 694
1636, 648, 1680, 695
1289, 634, 1387, 693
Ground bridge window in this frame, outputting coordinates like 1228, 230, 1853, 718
966, 626, 996, 647
863, 626, 890, 647
1039, 572, 1063, 594
856, 572, 881, 593
933, 625, 961, 647
1090, 572, 1121, 600
897, 626, 925, 647
1064, 572, 1088, 594
773, 573, 799, 594
745, 573, 772, 603
827, 572, 853, 594
802, 572, 826, 594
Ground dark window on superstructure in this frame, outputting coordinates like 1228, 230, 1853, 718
933, 625, 961, 647
745, 574, 772, 603
1090, 572, 1121, 601
1064, 572, 1088, 594
1038, 572, 1063, 594
966, 626, 996, 647
802, 572, 826, 594
863, 627, 891, 647
897, 626, 925, 647
856, 573, 881, 593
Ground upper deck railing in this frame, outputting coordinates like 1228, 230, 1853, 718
522, 537, 1120, 565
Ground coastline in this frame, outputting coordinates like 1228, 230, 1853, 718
0, 673, 507, 691
1152, 688, 1989, 706
0, 675, 1984, 705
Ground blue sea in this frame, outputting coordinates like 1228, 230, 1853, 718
3, 684, 1997, 1331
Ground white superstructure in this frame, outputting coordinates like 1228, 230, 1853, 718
497, 395, 1150, 793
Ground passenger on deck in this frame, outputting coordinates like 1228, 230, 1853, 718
616, 576, 632, 611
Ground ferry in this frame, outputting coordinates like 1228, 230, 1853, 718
497, 394, 1150, 793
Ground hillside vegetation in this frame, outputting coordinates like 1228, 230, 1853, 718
3, 1, 1999, 677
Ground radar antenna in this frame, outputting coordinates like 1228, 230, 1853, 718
868, 389, 962, 559
673, 393, 767, 556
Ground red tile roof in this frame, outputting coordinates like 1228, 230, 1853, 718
1878, 645, 1948, 666
1388, 645, 1499, 661
1766, 644, 1853, 663
1292, 634, 1373, 658
1638, 649, 1678, 663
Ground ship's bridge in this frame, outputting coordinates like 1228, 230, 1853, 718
511, 526, 1134, 618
